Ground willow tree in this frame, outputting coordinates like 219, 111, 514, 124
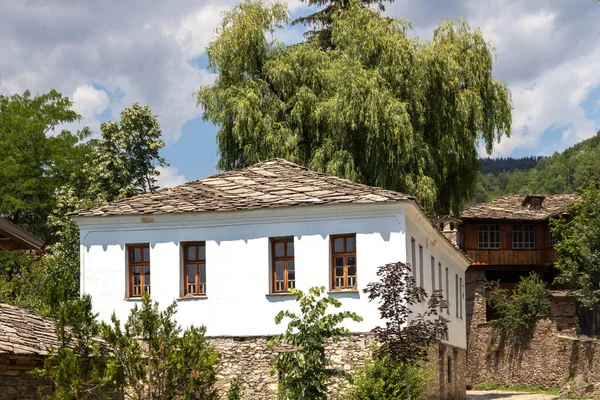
197, 0, 512, 215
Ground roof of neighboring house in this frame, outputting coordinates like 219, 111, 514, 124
0, 218, 44, 250
0, 303, 58, 356
461, 194, 581, 221
70, 158, 414, 217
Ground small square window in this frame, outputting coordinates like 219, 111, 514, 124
127, 244, 150, 298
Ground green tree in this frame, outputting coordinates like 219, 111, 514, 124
100, 103, 167, 194
101, 295, 220, 400
0, 90, 85, 237
485, 273, 550, 334
270, 286, 362, 400
552, 189, 600, 308
198, 0, 512, 215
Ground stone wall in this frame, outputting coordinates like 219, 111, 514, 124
209, 333, 466, 400
0, 355, 123, 400
465, 267, 600, 396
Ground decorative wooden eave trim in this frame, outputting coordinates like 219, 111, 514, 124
0, 218, 44, 250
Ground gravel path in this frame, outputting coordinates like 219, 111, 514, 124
467, 390, 557, 400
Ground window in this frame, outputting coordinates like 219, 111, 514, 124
438, 262, 443, 310
183, 242, 206, 296
445, 267, 450, 314
455, 273, 459, 317
550, 231, 558, 247
447, 355, 452, 383
272, 238, 295, 293
431, 256, 436, 294
411, 238, 416, 282
459, 277, 463, 319
419, 245, 424, 289
128, 244, 150, 298
478, 224, 500, 248
513, 224, 535, 249
331, 234, 357, 290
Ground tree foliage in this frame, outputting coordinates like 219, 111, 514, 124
552, 188, 600, 308
100, 295, 220, 400
0, 90, 85, 238
269, 286, 362, 400
198, 0, 512, 215
363, 262, 449, 365
485, 273, 550, 334
348, 354, 429, 400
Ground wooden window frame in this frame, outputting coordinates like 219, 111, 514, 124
331, 234, 357, 291
127, 244, 150, 298
411, 238, 416, 282
478, 224, 500, 249
513, 224, 535, 249
418, 245, 424, 289
183, 242, 207, 296
271, 237, 295, 293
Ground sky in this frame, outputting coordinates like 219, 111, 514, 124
2, 0, 600, 188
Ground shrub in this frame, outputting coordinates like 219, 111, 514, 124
486, 272, 550, 334
227, 376, 243, 400
348, 354, 429, 400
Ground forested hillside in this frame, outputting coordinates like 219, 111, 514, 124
473, 132, 600, 204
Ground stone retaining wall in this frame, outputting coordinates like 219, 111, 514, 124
209, 333, 466, 400
466, 268, 600, 396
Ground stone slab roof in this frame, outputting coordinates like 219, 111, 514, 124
0, 303, 58, 356
461, 194, 581, 221
70, 159, 414, 217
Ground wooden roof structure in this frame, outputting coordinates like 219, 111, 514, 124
0, 303, 58, 356
0, 218, 44, 251
461, 194, 580, 221
70, 158, 414, 217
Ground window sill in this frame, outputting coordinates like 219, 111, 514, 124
177, 295, 208, 301
266, 293, 296, 298
125, 297, 143, 302
328, 289, 360, 294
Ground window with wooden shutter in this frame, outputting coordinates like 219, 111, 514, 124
128, 244, 150, 298
331, 234, 357, 290
183, 242, 206, 296
271, 238, 295, 293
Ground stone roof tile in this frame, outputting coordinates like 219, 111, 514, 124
70, 159, 413, 217
0, 303, 59, 356
461, 194, 581, 221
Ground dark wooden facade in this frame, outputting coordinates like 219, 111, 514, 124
462, 221, 557, 267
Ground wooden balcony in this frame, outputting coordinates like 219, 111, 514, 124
465, 248, 558, 266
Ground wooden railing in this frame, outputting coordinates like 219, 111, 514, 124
465, 248, 558, 266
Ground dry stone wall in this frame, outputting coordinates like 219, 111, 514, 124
209, 333, 465, 400
466, 268, 600, 397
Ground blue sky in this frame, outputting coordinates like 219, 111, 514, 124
2, 0, 600, 187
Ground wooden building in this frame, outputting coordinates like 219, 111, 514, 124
460, 194, 579, 288
0, 217, 43, 251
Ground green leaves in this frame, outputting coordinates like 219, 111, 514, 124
553, 189, 600, 309
270, 286, 362, 400
198, 0, 512, 216
100, 295, 220, 400
485, 273, 551, 334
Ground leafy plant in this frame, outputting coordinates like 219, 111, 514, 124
485, 273, 550, 334
552, 188, 600, 309
100, 295, 220, 400
227, 376, 243, 400
269, 286, 362, 400
347, 353, 430, 400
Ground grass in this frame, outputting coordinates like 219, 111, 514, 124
472, 382, 561, 396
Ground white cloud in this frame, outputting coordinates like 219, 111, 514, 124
156, 165, 187, 189
71, 84, 109, 121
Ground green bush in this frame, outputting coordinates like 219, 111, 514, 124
486, 273, 551, 334
347, 355, 429, 400
227, 376, 243, 400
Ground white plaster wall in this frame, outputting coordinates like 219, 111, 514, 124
78, 203, 468, 349
405, 214, 467, 349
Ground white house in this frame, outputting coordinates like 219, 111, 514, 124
72, 158, 470, 399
